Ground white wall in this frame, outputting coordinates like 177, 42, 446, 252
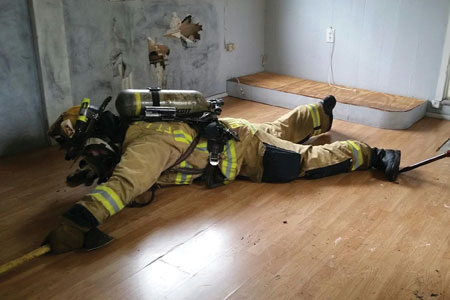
264, 0, 450, 102
218, 0, 266, 83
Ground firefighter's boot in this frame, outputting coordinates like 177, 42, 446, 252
321, 95, 336, 131
372, 148, 401, 181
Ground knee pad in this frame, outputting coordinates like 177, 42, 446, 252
261, 144, 301, 183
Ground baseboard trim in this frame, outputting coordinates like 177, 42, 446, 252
426, 112, 450, 121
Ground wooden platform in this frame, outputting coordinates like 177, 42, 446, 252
228, 72, 428, 129
0, 97, 449, 300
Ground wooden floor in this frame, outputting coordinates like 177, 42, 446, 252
236, 72, 425, 112
1, 97, 450, 300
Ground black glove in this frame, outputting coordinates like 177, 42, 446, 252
45, 204, 113, 254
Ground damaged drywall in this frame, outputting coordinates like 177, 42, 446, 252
110, 49, 133, 96
147, 37, 169, 88
110, 16, 133, 101
57, 0, 265, 102
164, 12, 203, 48
62, 1, 220, 98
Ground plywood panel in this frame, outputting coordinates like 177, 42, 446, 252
237, 72, 425, 112
236, 72, 303, 89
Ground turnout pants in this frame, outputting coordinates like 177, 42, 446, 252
239, 102, 373, 182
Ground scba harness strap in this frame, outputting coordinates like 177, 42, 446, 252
165, 121, 240, 189
129, 88, 240, 190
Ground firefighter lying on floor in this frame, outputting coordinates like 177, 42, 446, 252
46, 89, 401, 253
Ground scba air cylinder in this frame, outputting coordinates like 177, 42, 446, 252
115, 88, 212, 120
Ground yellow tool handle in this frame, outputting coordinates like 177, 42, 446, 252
0, 244, 51, 275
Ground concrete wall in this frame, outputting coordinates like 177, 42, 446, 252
0, 0, 46, 156
264, 0, 450, 102
62, 0, 266, 108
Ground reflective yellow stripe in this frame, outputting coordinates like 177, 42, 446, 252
311, 104, 321, 135
306, 105, 316, 127
172, 129, 196, 183
95, 186, 124, 210
195, 141, 208, 152
173, 130, 193, 144
238, 119, 257, 134
224, 119, 257, 134
78, 98, 90, 122
307, 104, 321, 136
306, 105, 319, 136
89, 185, 124, 216
236, 119, 256, 134
90, 193, 116, 216
343, 141, 355, 170
184, 175, 193, 184
175, 161, 193, 184
343, 140, 363, 171
175, 162, 184, 184
78, 115, 88, 122
135, 92, 141, 115
227, 122, 241, 129
221, 140, 237, 184
348, 140, 363, 170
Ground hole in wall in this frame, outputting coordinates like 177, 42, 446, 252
148, 38, 170, 67
164, 12, 203, 48
147, 37, 170, 88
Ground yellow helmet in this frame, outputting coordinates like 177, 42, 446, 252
47, 105, 81, 146
48, 98, 101, 154
48, 96, 125, 186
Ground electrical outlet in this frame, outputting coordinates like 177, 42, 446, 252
432, 99, 441, 108
226, 43, 235, 52
327, 27, 335, 43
